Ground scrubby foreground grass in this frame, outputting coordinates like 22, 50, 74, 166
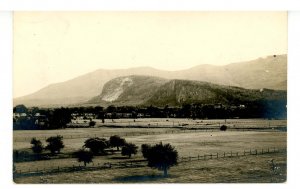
14, 151, 286, 183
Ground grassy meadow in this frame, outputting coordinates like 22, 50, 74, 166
13, 118, 287, 183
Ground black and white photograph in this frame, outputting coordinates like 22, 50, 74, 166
11, 11, 288, 184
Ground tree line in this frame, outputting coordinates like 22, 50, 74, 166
13, 100, 287, 130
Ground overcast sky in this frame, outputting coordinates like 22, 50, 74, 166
13, 12, 287, 98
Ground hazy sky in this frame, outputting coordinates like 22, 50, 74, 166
14, 12, 287, 98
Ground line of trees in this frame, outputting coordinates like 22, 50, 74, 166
30, 135, 64, 156
26, 135, 178, 177
13, 100, 287, 130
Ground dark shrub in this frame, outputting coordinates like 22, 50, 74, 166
220, 125, 228, 131
109, 135, 126, 151
141, 144, 151, 158
89, 121, 96, 127
74, 148, 94, 166
30, 138, 43, 154
121, 143, 138, 158
45, 135, 64, 155
83, 137, 109, 155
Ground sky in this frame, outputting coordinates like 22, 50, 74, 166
13, 11, 287, 98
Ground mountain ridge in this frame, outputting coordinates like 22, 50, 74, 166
86, 75, 286, 108
14, 54, 287, 107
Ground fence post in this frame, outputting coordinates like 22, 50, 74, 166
250, 149, 252, 155
255, 149, 257, 155
236, 152, 238, 157
224, 152, 225, 157
217, 153, 218, 158
210, 154, 212, 159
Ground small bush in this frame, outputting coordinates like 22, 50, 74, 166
121, 143, 138, 158
74, 148, 93, 166
83, 137, 109, 155
30, 138, 43, 154
45, 135, 64, 155
89, 121, 96, 127
220, 125, 228, 131
141, 144, 151, 158
109, 135, 126, 151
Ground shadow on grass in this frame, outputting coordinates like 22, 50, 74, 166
114, 174, 167, 182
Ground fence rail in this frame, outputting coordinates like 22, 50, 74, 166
14, 147, 286, 178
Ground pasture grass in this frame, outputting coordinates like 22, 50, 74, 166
13, 118, 287, 183
14, 151, 286, 183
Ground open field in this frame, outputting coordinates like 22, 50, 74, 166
70, 118, 287, 129
13, 118, 287, 183
14, 151, 286, 183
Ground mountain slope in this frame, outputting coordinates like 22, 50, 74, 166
87, 75, 168, 106
14, 54, 287, 107
87, 76, 286, 107
145, 79, 287, 107
170, 54, 287, 90
13, 67, 166, 106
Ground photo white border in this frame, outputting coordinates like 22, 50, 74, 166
1, 1, 300, 189
0, 0, 299, 11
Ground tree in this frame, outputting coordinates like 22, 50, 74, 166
121, 143, 138, 158
144, 143, 178, 177
109, 135, 126, 151
74, 148, 93, 166
30, 138, 43, 154
14, 104, 28, 113
141, 144, 151, 158
83, 137, 109, 155
48, 108, 71, 129
45, 135, 64, 155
